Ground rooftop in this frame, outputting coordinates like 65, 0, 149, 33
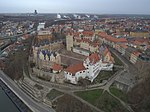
65, 63, 86, 75
52, 63, 63, 71
88, 53, 100, 64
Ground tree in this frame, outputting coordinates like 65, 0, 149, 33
135, 62, 150, 81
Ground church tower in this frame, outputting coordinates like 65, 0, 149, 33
66, 33, 73, 51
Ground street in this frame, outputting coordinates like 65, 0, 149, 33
0, 70, 55, 112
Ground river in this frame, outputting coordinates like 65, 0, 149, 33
0, 87, 20, 112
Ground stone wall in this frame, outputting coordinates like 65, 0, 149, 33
33, 67, 52, 80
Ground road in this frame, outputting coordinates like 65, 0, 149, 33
29, 69, 127, 112
0, 70, 55, 112
27, 47, 135, 112
109, 47, 137, 75
101, 69, 126, 91
30, 73, 105, 112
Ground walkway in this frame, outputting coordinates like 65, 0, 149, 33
0, 70, 55, 112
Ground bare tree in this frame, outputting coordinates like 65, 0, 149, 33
135, 62, 150, 81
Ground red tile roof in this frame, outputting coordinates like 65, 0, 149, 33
82, 38, 91, 43
52, 63, 63, 71
110, 56, 115, 63
98, 32, 127, 43
117, 38, 127, 43
103, 47, 109, 56
120, 44, 128, 49
103, 47, 115, 63
82, 31, 94, 37
74, 32, 81, 37
88, 53, 100, 64
133, 51, 141, 57
65, 63, 86, 74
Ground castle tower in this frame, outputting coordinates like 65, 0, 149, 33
66, 34, 73, 51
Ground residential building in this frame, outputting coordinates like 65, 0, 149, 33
130, 51, 141, 64
37, 30, 52, 41
130, 31, 149, 38
37, 23, 45, 31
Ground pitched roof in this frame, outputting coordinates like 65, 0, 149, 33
52, 63, 63, 71
88, 53, 100, 64
103, 48, 115, 63
103, 47, 109, 56
74, 32, 81, 37
82, 31, 94, 37
132, 51, 141, 56
120, 44, 128, 49
117, 38, 127, 43
98, 32, 127, 43
65, 63, 86, 74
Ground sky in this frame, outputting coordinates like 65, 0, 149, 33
0, 0, 150, 14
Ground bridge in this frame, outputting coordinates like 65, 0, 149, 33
0, 70, 55, 112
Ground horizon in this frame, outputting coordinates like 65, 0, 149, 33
0, 0, 150, 15
0, 12, 150, 16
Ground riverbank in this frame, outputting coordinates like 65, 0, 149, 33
0, 79, 32, 112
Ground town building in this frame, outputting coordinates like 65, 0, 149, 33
64, 50, 114, 84
37, 30, 52, 41
130, 51, 141, 64
37, 23, 45, 31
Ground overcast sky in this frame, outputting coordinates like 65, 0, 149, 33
0, 0, 150, 14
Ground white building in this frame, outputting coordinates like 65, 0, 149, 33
37, 23, 45, 31
64, 53, 114, 84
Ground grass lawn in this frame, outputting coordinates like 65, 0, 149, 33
111, 52, 123, 66
97, 91, 129, 112
46, 89, 63, 101
75, 89, 103, 104
110, 86, 128, 103
76, 90, 129, 112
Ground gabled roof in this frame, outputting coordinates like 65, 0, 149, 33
119, 44, 128, 49
132, 51, 141, 57
117, 38, 127, 43
82, 31, 94, 37
82, 38, 91, 43
88, 53, 100, 64
98, 32, 127, 43
103, 48, 115, 63
52, 63, 63, 71
65, 63, 86, 75
103, 47, 109, 56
